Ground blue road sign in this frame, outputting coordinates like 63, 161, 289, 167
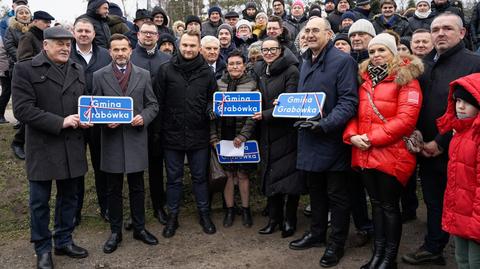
78, 95, 134, 124
213, 92, 262, 117
272, 92, 326, 119
216, 140, 261, 164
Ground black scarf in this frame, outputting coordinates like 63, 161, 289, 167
173, 54, 205, 75
367, 63, 388, 87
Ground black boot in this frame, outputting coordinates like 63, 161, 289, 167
361, 199, 385, 269
377, 202, 401, 269
281, 219, 296, 238
154, 207, 168, 225
223, 207, 235, 227
360, 240, 386, 269
258, 219, 279, 234
241, 207, 252, 228
162, 213, 179, 238
377, 242, 398, 269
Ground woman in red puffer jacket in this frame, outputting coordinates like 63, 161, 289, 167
343, 33, 423, 269
436, 73, 480, 269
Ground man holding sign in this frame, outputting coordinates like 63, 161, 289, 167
93, 34, 159, 253
12, 26, 90, 269
289, 18, 358, 268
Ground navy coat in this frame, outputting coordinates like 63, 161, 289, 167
296, 41, 358, 172
130, 46, 171, 83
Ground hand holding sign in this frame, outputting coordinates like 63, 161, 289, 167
63, 114, 80, 129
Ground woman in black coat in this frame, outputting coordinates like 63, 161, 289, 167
253, 37, 304, 238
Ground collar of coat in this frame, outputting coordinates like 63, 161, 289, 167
426, 41, 464, 64
32, 51, 81, 70
304, 41, 333, 69
29, 26, 44, 41
359, 54, 424, 86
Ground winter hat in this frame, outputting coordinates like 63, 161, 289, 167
454, 85, 480, 110
208, 6, 222, 17
217, 23, 233, 37
256, 12, 268, 20
415, 0, 430, 7
33, 11, 55, 21
368, 33, 398, 55
400, 36, 412, 54
108, 2, 123, 17
348, 19, 376, 37
87, 0, 108, 11
309, 9, 323, 19
334, 33, 351, 47
292, 0, 305, 10
246, 2, 257, 10
14, 5, 31, 24
325, 0, 335, 4
13, 0, 28, 5
356, 0, 371, 6
15, 4, 30, 15
134, 9, 152, 22
225, 11, 240, 19
158, 33, 176, 47
273, 0, 285, 8
185, 15, 201, 27
341, 11, 357, 22
236, 19, 252, 32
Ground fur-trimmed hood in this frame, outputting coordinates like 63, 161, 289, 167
359, 54, 424, 86
8, 17, 30, 33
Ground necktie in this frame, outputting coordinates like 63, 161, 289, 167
120, 68, 126, 74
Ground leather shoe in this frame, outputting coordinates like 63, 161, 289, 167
289, 231, 325, 250
11, 144, 25, 160
281, 220, 296, 238
103, 233, 122, 254
54, 243, 88, 258
37, 252, 53, 269
258, 219, 279, 235
199, 214, 216, 234
154, 207, 168, 225
320, 245, 344, 268
133, 229, 158, 245
163, 213, 179, 238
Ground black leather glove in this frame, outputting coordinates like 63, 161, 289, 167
293, 120, 324, 134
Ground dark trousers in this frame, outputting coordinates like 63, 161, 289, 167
361, 170, 403, 245
400, 169, 419, 218
29, 177, 80, 255
164, 148, 210, 215
107, 171, 145, 233
348, 171, 373, 232
0, 73, 11, 116
306, 171, 351, 248
76, 127, 108, 219
148, 153, 165, 212
419, 158, 449, 254
12, 123, 25, 146
268, 194, 300, 223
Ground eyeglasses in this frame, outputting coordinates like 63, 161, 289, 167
261, 47, 280, 54
304, 28, 324, 34
140, 31, 158, 36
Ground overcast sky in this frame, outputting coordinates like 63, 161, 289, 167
2, 0, 149, 24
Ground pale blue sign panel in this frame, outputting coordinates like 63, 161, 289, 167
78, 95, 134, 124
272, 92, 326, 119
213, 92, 262, 117
216, 140, 261, 164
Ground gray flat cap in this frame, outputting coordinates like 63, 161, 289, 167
44, 26, 74, 40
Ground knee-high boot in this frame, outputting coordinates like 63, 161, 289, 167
377, 202, 401, 269
361, 199, 385, 269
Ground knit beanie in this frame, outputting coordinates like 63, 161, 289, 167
334, 33, 351, 47
108, 2, 123, 17
158, 33, 176, 47
217, 23, 233, 37
246, 2, 257, 10
368, 33, 398, 55
348, 19, 376, 37
236, 19, 252, 32
356, 0, 371, 6
185, 15, 202, 27
341, 11, 357, 22
292, 0, 305, 10
415, 0, 430, 7
454, 85, 480, 110
256, 12, 268, 20
208, 6, 222, 17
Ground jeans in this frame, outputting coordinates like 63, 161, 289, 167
164, 148, 210, 215
455, 236, 480, 269
306, 171, 351, 248
29, 178, 80, 255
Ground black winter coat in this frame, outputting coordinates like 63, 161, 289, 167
417, 43, 480, 160
17, 26, 43, 61
69, 41, 111, 94
153, 54, 217, 150
253, 49, 305, 196
79, 2, 111, 49
408, 13, 435, 32
11, 52, 88, 180
327, 10, 346, 34
371, 14, 412, 37
131, 46, 171, 83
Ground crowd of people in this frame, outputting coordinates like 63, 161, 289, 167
1, 0, 480, 268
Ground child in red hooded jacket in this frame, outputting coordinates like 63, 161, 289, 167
436, 73, 480, 269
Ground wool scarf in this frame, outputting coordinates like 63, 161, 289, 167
367, 63, 389, 87
113, 62, 132, 95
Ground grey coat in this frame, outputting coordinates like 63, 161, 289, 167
92, 64, 158, 174
11, 52, 88, 181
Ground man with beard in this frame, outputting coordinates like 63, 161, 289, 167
158, 33, 177, 55
79, 0, 111, 49
217, 23, 236, 61
202, 6, 223, 37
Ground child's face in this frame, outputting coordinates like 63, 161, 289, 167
456, 98, 479, 119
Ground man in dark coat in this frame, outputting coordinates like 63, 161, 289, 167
93, 34, 159, 254
125, 9, 152, 49
371, 0, 412, 37
11, 26, 89, 269
200, 35, 225, 80
131, 21, 170, 225
402, 13, 480, 266
289, 18, 358, 268
327, 0, 351, 33
70, 17, 111, 225
158, 32, 177, 55
78, 0, 111, 49
153, 29, 217, 238
151, 6, 174, 36
202, 6, 223, 37
17, 11, 53, 60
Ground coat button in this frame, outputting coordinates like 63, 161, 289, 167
40, 75, 45, 80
